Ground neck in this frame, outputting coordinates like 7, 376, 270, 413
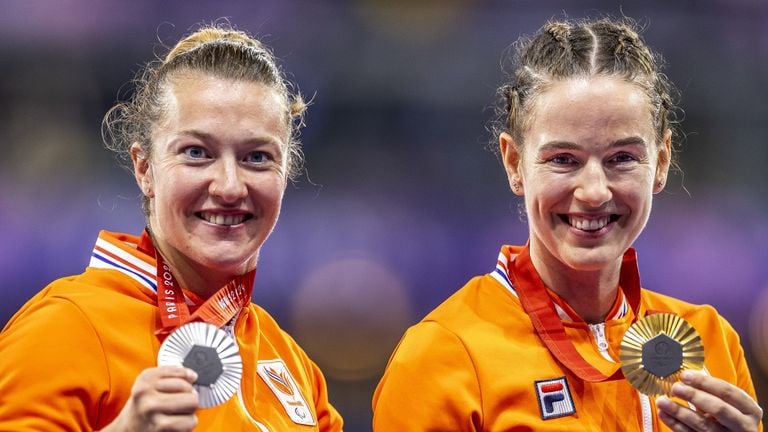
147, 236, 242, 299
165, 259, 231, 299
528, 244, 622, 324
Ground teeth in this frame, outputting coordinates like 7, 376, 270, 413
568, 215, 610, 231
201, 213, 246, 226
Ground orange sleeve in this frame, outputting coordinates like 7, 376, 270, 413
724, 318, 759, 396
0, 296, 109, 431
721, 316, 763, 432
372, 321, 482, 432
307, 357, 344, 432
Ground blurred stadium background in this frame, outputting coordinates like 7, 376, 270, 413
1, 0, 766, 429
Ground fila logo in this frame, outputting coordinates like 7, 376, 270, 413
534, 376, 576, 420
257, 360, 316, 426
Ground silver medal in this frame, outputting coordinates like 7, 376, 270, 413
157, 321, 243, 408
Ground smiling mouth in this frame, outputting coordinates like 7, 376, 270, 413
197, 212, 253, 226
560, 214, 620, 232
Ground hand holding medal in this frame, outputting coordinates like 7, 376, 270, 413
619, 313, 705, 396
154, 252, 252, 408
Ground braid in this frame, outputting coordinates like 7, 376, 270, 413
499, 83, 522, 133
547, 22, 572, 53
491, 17, 679, 165
615, 33, 628, 55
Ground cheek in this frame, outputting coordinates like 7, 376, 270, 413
153, 170, 201, 211
525, 175, 567, 207
523, 188, 557, 230
617, 175, 654, 205
634, 191, 654, 213
272, 187, 286, 211
253, 177, 286, 211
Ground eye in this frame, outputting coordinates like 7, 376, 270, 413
244, 151, 271, 164
548, 153, 579, 166
608, 152, 638, 164
183, 146, 208, 159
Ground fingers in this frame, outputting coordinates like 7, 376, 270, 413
151, 367, 198, 394
656, 371, 762, 432
657, 396, 722, 432
141, 365, 198, 384
677, 371, 763, 424
115, 366, 200, 432
138, 412, 198, 432
657, 406, 692, 432
134, 366, 199, 407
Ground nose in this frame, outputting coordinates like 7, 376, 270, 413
210, 158, 247, 203
573, 160, 612, 207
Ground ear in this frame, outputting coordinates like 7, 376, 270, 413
500, 132, 524, 196
653, 129, 672, 194
130, 143, 154, 198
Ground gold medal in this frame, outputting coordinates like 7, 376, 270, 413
157, 321, 243, 408
619, 313, 704, 396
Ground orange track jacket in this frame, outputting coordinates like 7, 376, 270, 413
0, 230, 343, 431
373, 244, 760, 431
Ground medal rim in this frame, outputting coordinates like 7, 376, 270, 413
619, 313, 705, 396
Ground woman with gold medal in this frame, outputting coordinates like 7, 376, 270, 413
373, 17, 763, 432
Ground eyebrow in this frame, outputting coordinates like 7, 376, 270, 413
538, 136, 648, 153
177, 129, 283, 147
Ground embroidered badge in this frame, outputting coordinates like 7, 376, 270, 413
257, 359, 316, 426
534, 376, 576, 420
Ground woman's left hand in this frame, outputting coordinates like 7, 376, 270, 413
656, 370, 763, 431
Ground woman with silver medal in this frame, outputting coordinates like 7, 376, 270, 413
0, 23, 343, 431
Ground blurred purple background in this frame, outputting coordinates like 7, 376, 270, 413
1, 0, 766, 429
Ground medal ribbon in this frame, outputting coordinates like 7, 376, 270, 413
508, 245, 643, 382
139, 230, 255, 336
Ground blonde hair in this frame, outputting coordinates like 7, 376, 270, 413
103, 24, 307, 215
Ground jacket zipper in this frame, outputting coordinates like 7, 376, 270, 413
588, 323, 613, 362
588, 322, 655, 431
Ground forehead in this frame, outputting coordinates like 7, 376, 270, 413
158, 72, 290, 140
525, 76, 655, 148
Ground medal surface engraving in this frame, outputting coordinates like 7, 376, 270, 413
158, 321, 243, 408
183, 345, 224, 386
620, 313, 704, 395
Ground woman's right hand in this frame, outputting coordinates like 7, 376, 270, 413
656, 370, 763, 431
101, 366, 200, 432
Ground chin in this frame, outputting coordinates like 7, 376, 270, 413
200, 260, 253, 278
561, 247, 623, 272
193, 248, 258, 273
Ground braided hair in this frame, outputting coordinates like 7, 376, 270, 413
492, 17, 678, 164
